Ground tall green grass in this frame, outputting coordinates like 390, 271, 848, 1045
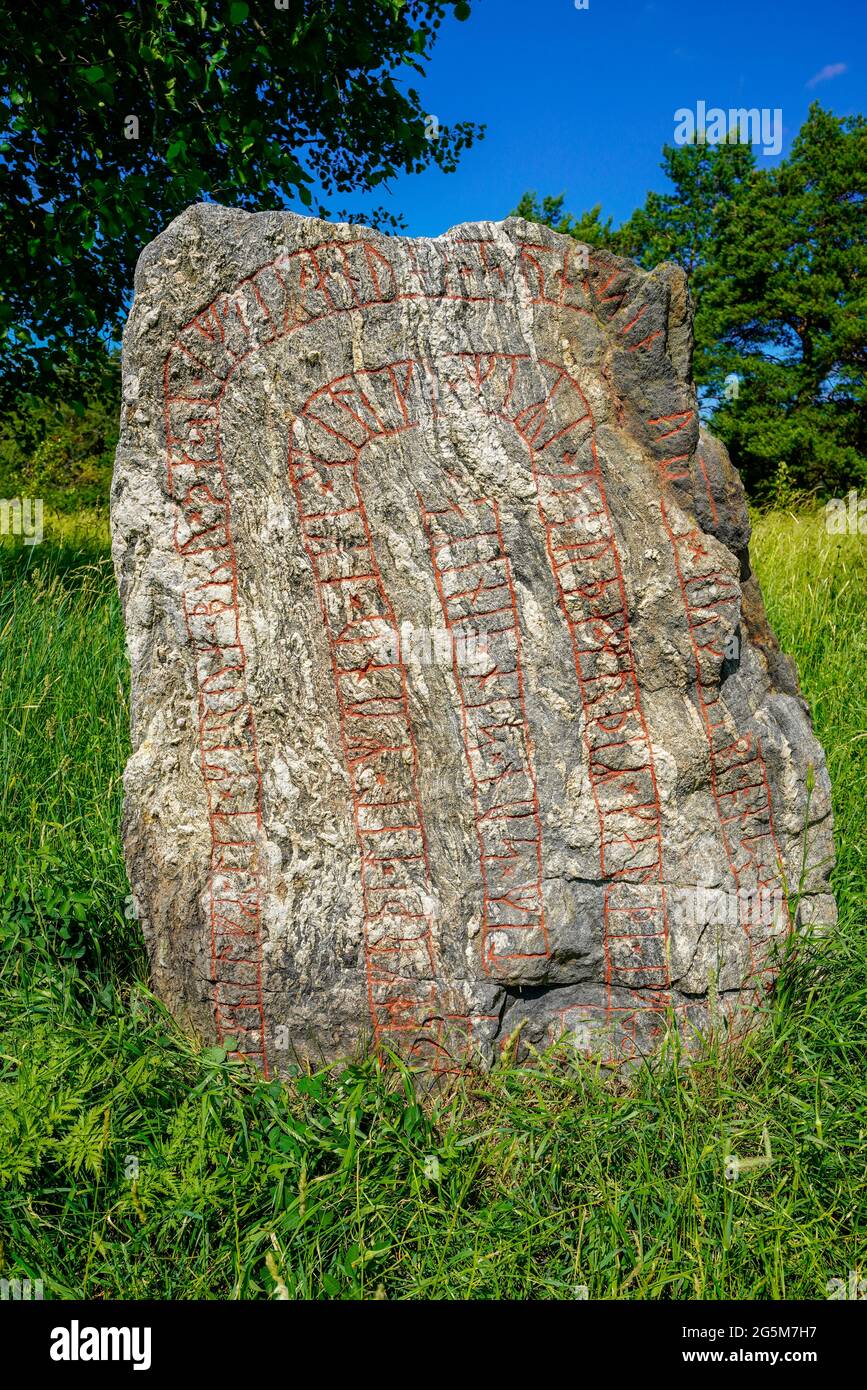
0, 507, 864, 1300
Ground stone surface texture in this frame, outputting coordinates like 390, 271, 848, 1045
112, 205, 836, 1075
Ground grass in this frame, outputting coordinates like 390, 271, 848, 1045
0, 506, 864, 1300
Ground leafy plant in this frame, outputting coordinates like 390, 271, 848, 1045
0, 0, 482, 383
516, 105, 867, 496
0, 510, 865, 1299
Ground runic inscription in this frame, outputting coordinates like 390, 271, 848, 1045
112, 207, 835, 1073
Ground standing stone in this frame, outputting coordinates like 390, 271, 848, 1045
112, 205, 835, 1075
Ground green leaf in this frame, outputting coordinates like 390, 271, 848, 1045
0, 0, 484, 368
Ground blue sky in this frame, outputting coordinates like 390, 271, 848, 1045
345, 0, 864, 235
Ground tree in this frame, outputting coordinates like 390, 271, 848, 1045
516, 144, 756, 385
705, 105, 866, 496
0, 0, 481, 386
511, 191, 618, 250
514, 107, 866, 496
615, 138, 755, 383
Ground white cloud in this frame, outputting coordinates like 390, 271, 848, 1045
806, 62, 848, 89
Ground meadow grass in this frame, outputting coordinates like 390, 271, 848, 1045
0, 506, 864, 1300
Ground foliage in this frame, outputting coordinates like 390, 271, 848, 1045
0, 356, 119, 508
0, 0, 481, 380
705, 107, 867, 496
516, 105, 866, 495
614, 138, 755, 384
0, 511, 865, 1298
512, 191, 619, 249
